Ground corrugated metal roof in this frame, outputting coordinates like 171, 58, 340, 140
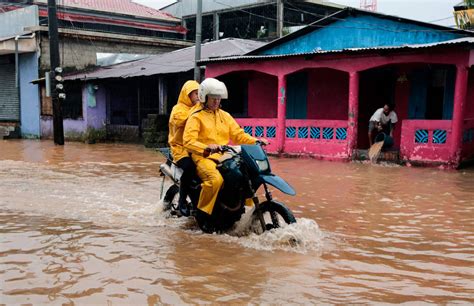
66, 38, 265, 81
199, 37, 474, 64
248, 7, 474, 56
34, 0, 179, 22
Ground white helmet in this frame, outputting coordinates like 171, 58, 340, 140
198, 78, 228, 102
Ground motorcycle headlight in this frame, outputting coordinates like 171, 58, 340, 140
255, 159, 269, 172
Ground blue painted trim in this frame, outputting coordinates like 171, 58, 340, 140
433, 129, 447, 144
415, 129, 429, 143
310, 127, 320, 139
298, 127, 308, 138
286, 126, 296, 138
286, 72, 308, 119
244, 126, 253, 135
266, 126, 276, 138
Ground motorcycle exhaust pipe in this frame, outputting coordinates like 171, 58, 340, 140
160, 163, 182, 184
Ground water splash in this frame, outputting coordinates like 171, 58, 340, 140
223, 209, 325, 253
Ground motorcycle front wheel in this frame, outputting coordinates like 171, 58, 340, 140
252, 200, 296, 234
163, 184, 179, 211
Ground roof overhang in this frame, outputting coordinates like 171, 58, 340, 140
199, 38, 474, 65
25, 26, 192, 49
0, 35, 37, 55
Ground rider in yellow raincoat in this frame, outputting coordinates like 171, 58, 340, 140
168, 80, 200, 216
183, 78, 265, 216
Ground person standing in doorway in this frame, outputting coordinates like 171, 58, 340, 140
368, 103, 398, 147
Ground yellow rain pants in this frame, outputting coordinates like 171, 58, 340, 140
168, 80, 199, 163
183, 107, 257, 215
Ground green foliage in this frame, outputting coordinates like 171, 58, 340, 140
82, 127, 107, 144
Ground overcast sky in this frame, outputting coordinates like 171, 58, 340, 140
134, 0, 459, 27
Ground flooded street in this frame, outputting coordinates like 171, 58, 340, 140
1, 140, 473, 304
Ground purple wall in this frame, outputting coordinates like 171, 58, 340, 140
40, 83, 106, 139
41, 117, 86, 138
307, 69, 348, 120
248, 72, 278, 118
84, 85, 107, 130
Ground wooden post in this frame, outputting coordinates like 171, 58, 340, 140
347, 71, 360, 157
277, 74, 287, 153
451, 65, 468, 166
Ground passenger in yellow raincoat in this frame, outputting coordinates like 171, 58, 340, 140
168, 80, 200, 216
183, 78, 267, 216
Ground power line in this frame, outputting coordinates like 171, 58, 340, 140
211, 0, 462, 34
284, 1, 460, 33
429, 16, 455, 23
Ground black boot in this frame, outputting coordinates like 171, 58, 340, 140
195, 210, 215, 233
178, 197, 190, 217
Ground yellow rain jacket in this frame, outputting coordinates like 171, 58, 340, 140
183, 106, 257, 214
168, 80, 200, 162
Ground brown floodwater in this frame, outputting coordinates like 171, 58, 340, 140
0, 139, 473, 305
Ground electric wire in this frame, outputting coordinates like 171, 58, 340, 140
212, 0, 462, 34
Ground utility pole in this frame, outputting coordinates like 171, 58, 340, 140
47, 0, 64, 145
277, 0, 284, 38
194, 0, 202, 82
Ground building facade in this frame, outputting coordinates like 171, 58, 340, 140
200, 8, 474, 168
0, 1, 189, 139
57, 38, 264, 142
162, 0, 344, 41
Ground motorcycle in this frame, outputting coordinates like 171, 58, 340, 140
158, 143, 297, 234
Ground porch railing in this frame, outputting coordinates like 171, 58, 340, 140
235, 118, 278, 152
278, 119, 348, 158
400, 120, 452, 162
284, 119, 348, 142
235, 118, 348, 157
462, 118, 474, 159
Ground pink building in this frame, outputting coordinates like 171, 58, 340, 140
201, 9, 474, 168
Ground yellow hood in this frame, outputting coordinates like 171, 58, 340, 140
178, 80, 199, 107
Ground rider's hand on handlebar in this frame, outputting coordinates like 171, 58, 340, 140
204, 144, 222, 156
256, 138, 269, 146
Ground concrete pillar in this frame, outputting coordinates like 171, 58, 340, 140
451, 65, 469, 165
277, 74, 287, 153
158, 77, 167, 115
347, 71, 359, 157
213, 12, 219, 40
277, 0, 284, 38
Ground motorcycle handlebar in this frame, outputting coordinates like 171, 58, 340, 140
204, 142, 265, 157
204, 145, 234, 156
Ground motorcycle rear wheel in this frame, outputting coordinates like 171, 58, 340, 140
253, 201, 296, 234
